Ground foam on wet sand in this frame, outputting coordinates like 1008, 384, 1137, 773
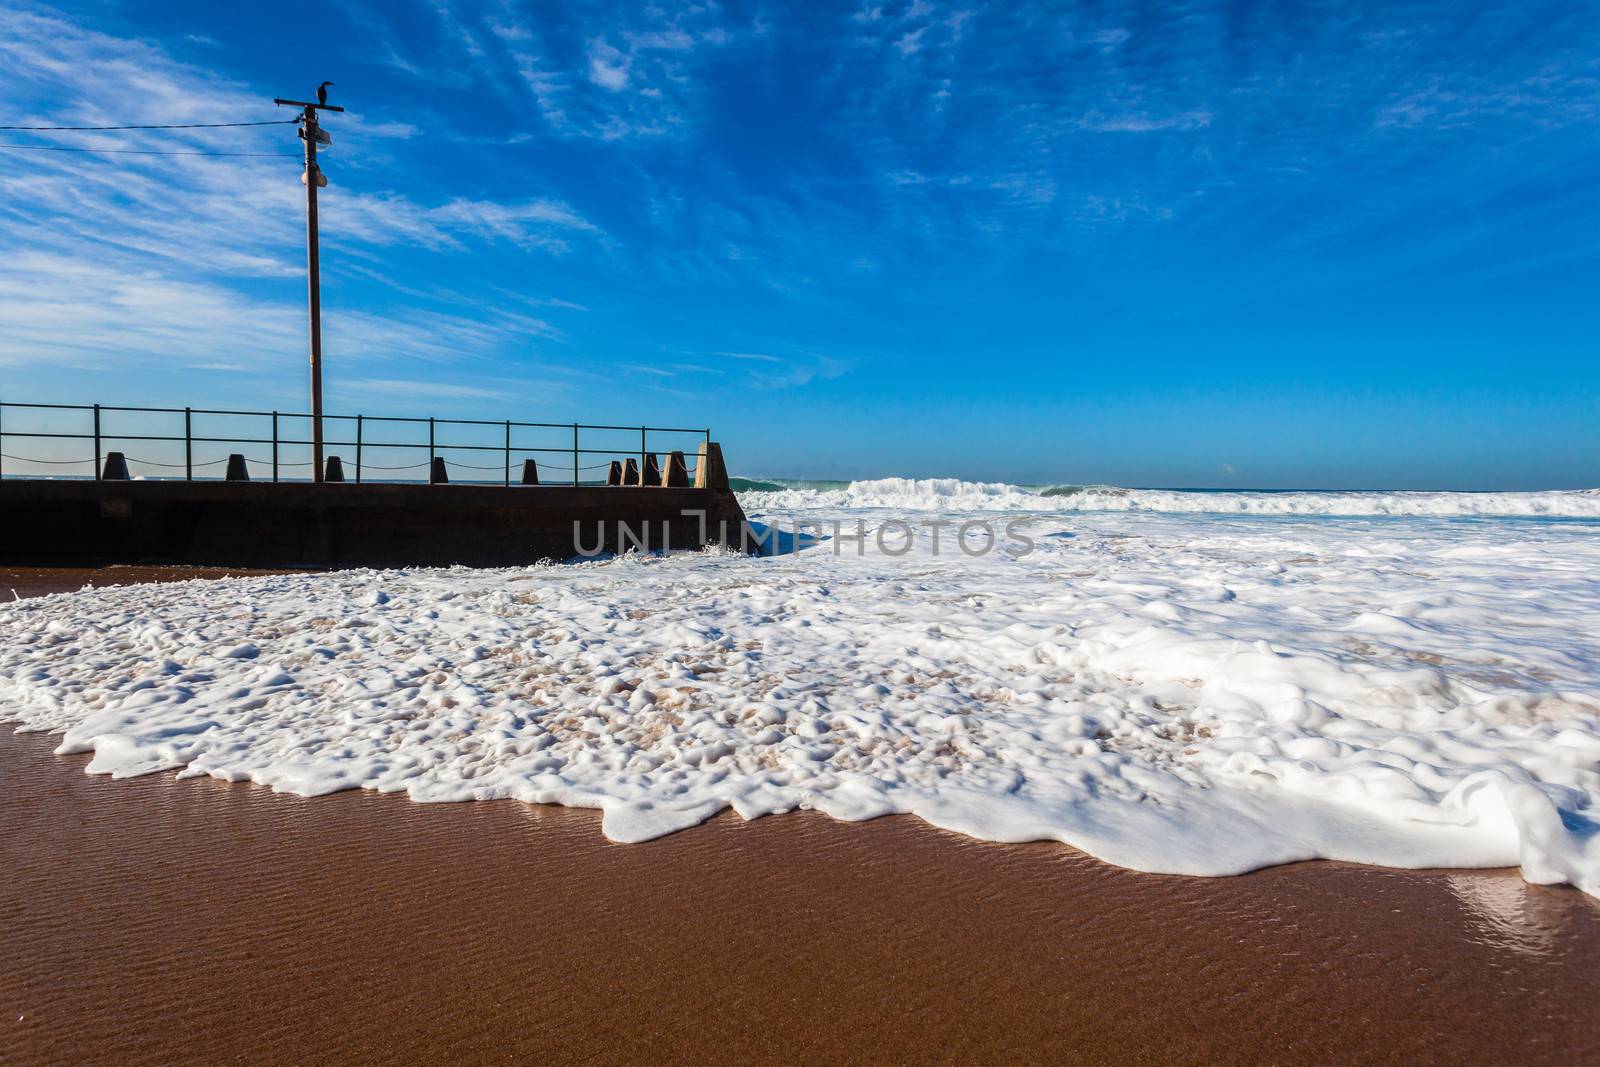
2, 486, 1598, 896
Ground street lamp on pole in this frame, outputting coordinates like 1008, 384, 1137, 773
273, 86, 343, 483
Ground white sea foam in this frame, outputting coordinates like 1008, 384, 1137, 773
744, 478, 1600, 517
2, 501, 1599, 895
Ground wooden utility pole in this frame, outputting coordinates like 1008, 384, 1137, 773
274, 87, 343, 482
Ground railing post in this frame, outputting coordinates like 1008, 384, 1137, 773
428, 417, 435, 484
184, 407, 192, 481
504, 420, 511, 487
272, 411, 279, 482
572, 424, 579, 486
93, 403, 101, 480
356, 415, 364, 484
0, 402, 5, 480
640, 426, 647, 484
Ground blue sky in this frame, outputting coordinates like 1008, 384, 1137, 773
1, 1, 1597, 488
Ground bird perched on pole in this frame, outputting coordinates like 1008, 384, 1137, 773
317, 80, 334, 106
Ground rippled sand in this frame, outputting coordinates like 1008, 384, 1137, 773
3, 728, 1598, 1065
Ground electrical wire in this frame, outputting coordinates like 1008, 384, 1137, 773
0, 119, 297, 131
0, 143, 298, 158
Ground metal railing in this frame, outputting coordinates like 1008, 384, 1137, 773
0, 402, 710, 486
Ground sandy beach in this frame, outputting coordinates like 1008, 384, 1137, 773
4, 728, 1599, 1065
0, 566, 295, 601
3, 565, 1599, 1064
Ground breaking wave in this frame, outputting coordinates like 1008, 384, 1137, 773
739, 477, 1600, 518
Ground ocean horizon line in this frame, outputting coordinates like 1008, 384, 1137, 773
733, 476, 1600, 495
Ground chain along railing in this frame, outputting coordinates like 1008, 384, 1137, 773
0, 402, 711, 487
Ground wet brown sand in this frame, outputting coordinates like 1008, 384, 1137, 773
3, 572, 1599, 1065
0, 565, 295, 601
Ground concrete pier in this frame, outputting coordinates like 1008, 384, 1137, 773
0, 478, 753, 568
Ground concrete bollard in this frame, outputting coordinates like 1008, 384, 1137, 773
101, 451, 130, 480
693, 442, 729, 491
663, 451, 688, 487
225, 454, 250, 482
430, 457, 449, 484
324, 456, 345, 482
623, 458, 640, 486
606, 460, 623, 486
643, 453, 662, 487
521, 458, 539, 485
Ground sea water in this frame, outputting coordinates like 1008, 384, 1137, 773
2, 478, 1597, 895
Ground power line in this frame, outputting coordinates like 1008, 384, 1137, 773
0, 119, 296, 131
0, 143, 298, 157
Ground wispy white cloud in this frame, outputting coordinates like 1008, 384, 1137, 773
383, 2, 750, 141
0, 5, 600, 384
1078, 110, 1213, 133
0, 252, 301, 367
0, 252, 566, 372
329, 194, 596, 253
586, 38, 631, 91
345, 378, 516, 400
705, 349, 851, 389
745, 354, 851, 390
715, 351, 785, 363
345, 118, 422, 140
